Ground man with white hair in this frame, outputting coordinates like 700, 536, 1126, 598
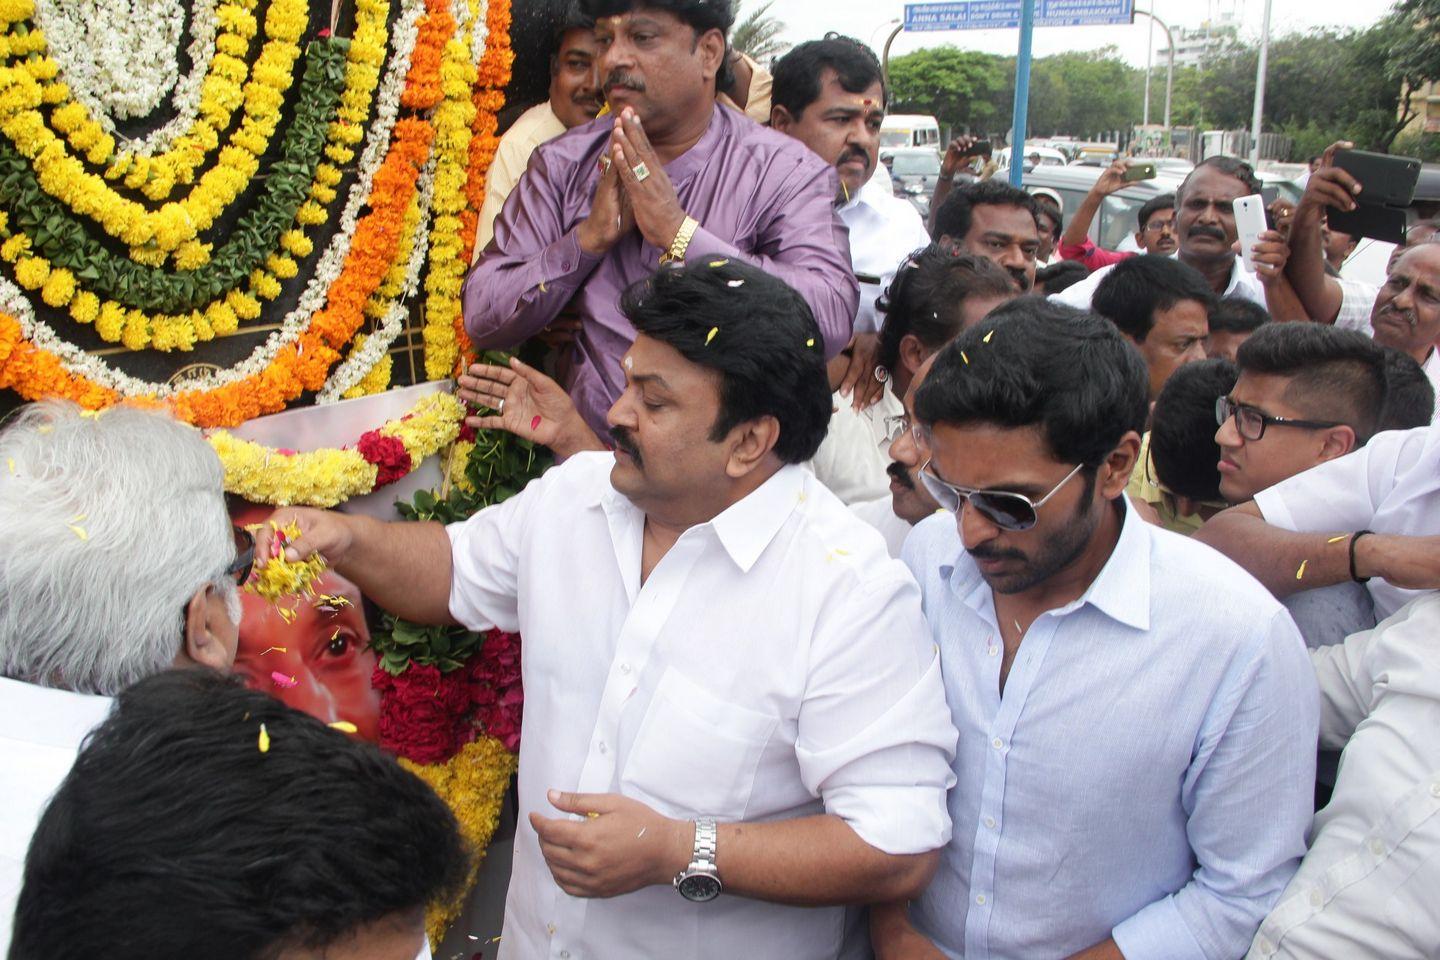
0, 401, 244, 955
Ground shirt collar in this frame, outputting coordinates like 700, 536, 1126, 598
940, 495, 1152, 633
0, 676, 113, 750
839, 171, 889, 214
663, 103, 725, 186
597, 460, 804, 573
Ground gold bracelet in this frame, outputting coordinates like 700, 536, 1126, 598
660, 215, 699, 265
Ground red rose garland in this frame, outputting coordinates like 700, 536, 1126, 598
356, 430, 413, 486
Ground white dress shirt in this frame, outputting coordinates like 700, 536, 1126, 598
0, 677, 114, 957
446, 452, 958, 960
1051, 253, 1265, 312
1334, 279, 1440, 418
808, 384, 903, 505
903, 500, 1318, 960
1248, 593, 1440, 959
849, 494, 913, 558
838, 173, 932, 334
1254, 424, 1440, 622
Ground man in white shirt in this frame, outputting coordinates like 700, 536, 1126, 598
932, 180, 1042, 292
259, 261, 958, 960
9, 669, 469, 960
1196, 421, 1440, 627
873, 299, 1318, 960
1053, 156, 1281, 312
1245, 593, 1440, 959
472, 11, 603, 257
1090, 254, 1216, 402
0, 402, 245, 957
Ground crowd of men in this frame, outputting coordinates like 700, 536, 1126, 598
3, 1, 1440, 959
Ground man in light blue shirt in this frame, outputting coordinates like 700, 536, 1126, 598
872, 299, 1320, 960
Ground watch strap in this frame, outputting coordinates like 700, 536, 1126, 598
660, 215, 699, 265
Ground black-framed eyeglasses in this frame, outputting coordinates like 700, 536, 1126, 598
226, 525, 255, 586
1215, 396, 1341, 442
917, 460, 1085, 531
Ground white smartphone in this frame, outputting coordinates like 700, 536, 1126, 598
1233, 194, 1267, 273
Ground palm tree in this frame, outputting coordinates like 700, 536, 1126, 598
731, 1, 788, 64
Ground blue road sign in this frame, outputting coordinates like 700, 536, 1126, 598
904, 0, 1134, 31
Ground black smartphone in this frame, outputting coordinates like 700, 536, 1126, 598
1332, 149, 1422, 208
970, 139, 992, 157
1327, 203, 1408, 244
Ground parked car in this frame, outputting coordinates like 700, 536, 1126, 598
884, 147, 944, 217
994, 145, 1067, 170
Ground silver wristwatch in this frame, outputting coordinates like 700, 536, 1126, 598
673, 817, 722, 902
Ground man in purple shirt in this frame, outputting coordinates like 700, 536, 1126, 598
463, 0, 858, 439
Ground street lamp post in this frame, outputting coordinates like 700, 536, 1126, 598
1133, 8, 1175, 145
1250, 0, 1274, 165
881, 20, 904, 88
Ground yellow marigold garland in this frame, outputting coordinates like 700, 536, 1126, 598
0, 0, 309, 253
208, 391, 465, 506
339, 335, 394, 399
400, 735, 517, 947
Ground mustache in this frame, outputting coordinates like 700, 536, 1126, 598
966, 544, 1027, 563
1011, 267, 1032, 291
603, 71, 645, 95
609, 425, 644, 466
1377, 304, 1417, 328
838, 147, 870, 170
886, 461, 915, 490
1187, 223, 1227, 241
573, 89, 602, 107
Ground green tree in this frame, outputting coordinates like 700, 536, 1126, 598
731, 0, 788, 63
886, 46, 1011, 134
1026, 49, 1142, 138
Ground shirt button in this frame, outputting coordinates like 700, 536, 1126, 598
620, 662, 631, 674
987, 646, 998, 657
975, 894, 987, 905
984, 816, 996, 829
1255, 936, 1273, 956
598, 741, 608, 754
992, 737, 1004, 750
546, 924, 557, 936
1369, 838, 1385, 856
1431, 781, 1440, 798
1308, 890, 1323, 908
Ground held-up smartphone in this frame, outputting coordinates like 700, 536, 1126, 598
1123, 162, 1157, 182
969, 139, 992, 157
1233, 194, 1268, 272
1328, 204, 1408, 245
1331, 149, 1422, 208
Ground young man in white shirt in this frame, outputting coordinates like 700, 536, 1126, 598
0, 403, 245, 957
874, 299, 1318, 960
9, 669, 468, 960
258, 261, 958, 960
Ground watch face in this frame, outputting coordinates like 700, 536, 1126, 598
678, 873, 721, 902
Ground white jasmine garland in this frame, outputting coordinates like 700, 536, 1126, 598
315, 152, 436, 404
5, 0, 429, 400
34, 0, 186, 122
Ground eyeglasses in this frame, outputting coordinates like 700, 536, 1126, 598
879, 413, 925, 449
1143, 218, 1176, 234
226, 525, 255, 586
1215, 396, 1340, 442
918, 460, 1086, 531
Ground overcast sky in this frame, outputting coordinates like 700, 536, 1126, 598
764, 0, 1397, 68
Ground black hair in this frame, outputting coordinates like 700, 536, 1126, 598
914, 297, 1149, 469
1376, 347, 1434, 433
1179, 155, 1262, 200
1137, 192, 1176, 231
10, 669, 469, 960
1091, 255, 1217, 342
770, 36, 885, 119
621, 260, 832, 463
1033, 198, 1063, 242
550, 3, 596, 54
876, 245, 1017, 376
579, 0, 735, 88
932, 179, 1040, 244
1150, 358, 1238, 501
1208, 296, 1269, 334
1235, 323, 1388, 442
1035, 259, 1088, 295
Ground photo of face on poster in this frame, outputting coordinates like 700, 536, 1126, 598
228, 501, 382, 742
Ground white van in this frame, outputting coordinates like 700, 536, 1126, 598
880, 114, 941, 150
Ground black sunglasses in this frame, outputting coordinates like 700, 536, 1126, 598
226, 525, 255, 586
1215, 396, 1340, 442
918, 459, 1085, 532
